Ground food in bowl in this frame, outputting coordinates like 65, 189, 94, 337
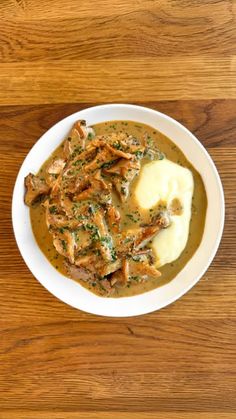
24, 119, 207, 297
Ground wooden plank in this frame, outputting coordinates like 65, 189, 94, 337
0, 0, 159, 19
0, 58, 236, 105
1, 0, 235, 24
0, 370, 235, 410
1, 413, 235, 419
1, 101, 236, 148
1, 3, 236, 61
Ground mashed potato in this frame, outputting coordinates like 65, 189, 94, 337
135, 159, 194, 267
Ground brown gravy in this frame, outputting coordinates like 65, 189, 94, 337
30, 121, 207, 297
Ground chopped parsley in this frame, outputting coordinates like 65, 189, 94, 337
147, 136, 153, 146
87, 132, 94, 140
100, 235, 112, 247
101, 160, 116, 169
132, 255, 142, 262
84, 224, 100, 241
126, 213, 139, 223
113, 142, 123, 150
120, 186, 127, 195
71, 146, 83, 157
100, 235, 117, 261
134, 150, 143, 158
72, 159, 82, 166
130, 275, 140, 281
49, 205, 57, 214
61, 240, 67, 251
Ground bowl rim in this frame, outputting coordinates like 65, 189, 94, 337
12, 104, 225, 316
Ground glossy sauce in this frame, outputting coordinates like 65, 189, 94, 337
30, 121, 207, 297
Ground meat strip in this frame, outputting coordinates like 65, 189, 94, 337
24, 173, 50, 206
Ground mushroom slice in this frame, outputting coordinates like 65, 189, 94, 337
24, 173, 50, 206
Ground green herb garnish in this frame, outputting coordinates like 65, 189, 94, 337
61, 240, 67, 251
134, 150, 143, 159
49, 205, 57, 214
87, 132, 94, 140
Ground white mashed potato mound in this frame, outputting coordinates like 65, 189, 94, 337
135, 158, 194, 267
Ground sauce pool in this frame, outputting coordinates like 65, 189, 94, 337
30, 120, 207, 297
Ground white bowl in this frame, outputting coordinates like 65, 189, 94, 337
12, 104, 224, 316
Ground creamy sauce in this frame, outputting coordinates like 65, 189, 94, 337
30, 120, 207, 297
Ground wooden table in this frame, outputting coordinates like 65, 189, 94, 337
0, 1, 236, 418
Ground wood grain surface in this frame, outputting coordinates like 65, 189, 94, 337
0, 1, 236, 418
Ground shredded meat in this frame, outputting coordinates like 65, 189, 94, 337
110, 269, 126, 287
47, 158, 66, 175
67, 120, 89, 153
24, 173, 50, 206
75, 253, 97, 268
109, 159, 140, 202
115, 214, 170, 255
52, 230, 75, 264
96, 259, 122, 277
106, 204, 121, 233
128, 257, 161, 279
64, 261, 93, 282
74, 173, 112, 204
25, 120, 171, 296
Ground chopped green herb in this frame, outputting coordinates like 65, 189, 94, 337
101, 160, 116, 169
87, 132, 94, 140
111, 251, 117, 261
132, 255, 141, 262
126, 213, 139, 222
113, 142, 123, 150
147, 136, 153, 145
83, 223, 100, 241
71, 146, 83, 157
49, 205, 57, 214
100, 235, 112, 246
61, 240, 67, 251
130, 275, 140, 281
93, 249, 101, 256
134, 150, 143, 158
84, 223, 94, 231
72, 159, 82, 166
121, 186, 127, 195
91, 230, 100, 241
